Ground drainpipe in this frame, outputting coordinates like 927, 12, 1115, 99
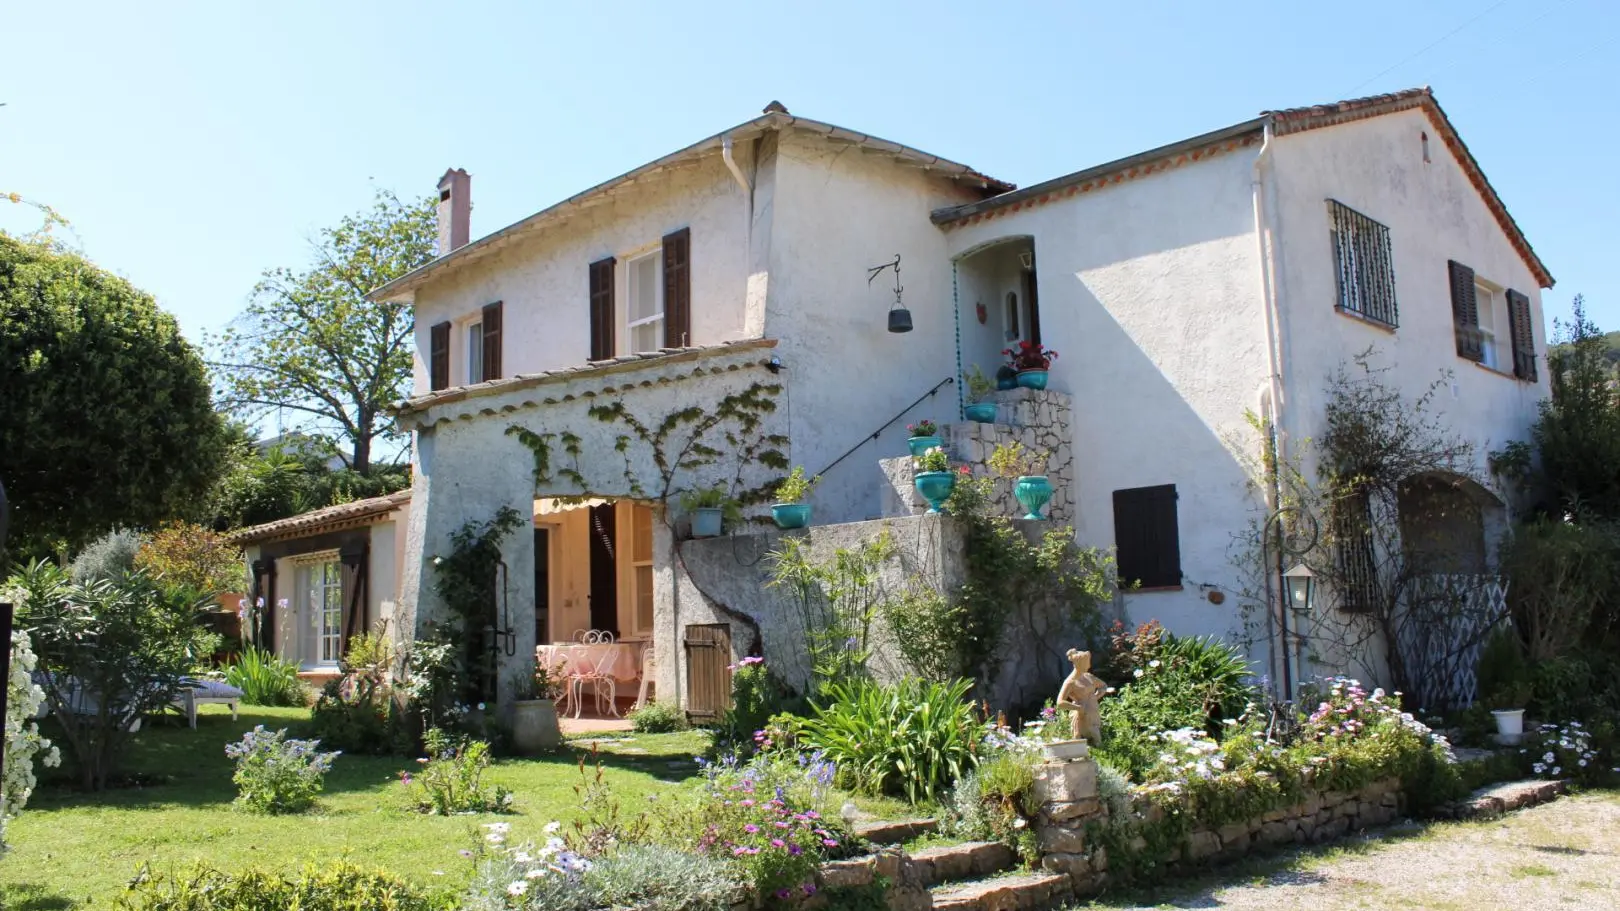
1252, 119, 1288, 700
722, 136, 752, 195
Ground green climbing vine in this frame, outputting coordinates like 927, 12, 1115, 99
585, 381, 787, 506
504, 426, 584, 490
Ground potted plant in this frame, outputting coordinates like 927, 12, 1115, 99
913, 446, 956, 513
906, 419, 942, 458
963, 365, 998, 424
989, 441, 1052, 519
771, 466, 818, 529
679, 484, 740, 538
995, 364, 1019, 391
512, 664, 564, 754
1488, 681, 1532, 746
1003, 340, 1059, 390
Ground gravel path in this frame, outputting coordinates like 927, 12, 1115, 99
1086, 791, 1620, 911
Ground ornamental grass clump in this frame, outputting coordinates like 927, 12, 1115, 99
225, 726, 338, 814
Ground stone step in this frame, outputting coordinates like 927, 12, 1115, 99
853, 817, 938, 845
908, 841, 1017, 887
1441, 778, 1566, 820
931, 872, 1073, 911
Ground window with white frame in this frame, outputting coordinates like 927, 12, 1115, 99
295, 556, 344, 667
1475, 281, 1505, 371
631, 504, 654, 635
466, 320, 484, 384
627, 251, 664, 354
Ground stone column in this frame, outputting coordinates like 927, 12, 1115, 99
1033, 757, 1108, 893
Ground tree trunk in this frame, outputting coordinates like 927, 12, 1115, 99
351, 418, 372, 475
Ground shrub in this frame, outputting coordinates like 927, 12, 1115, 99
67, 528, 143, 584
1502, 519, 1615, 661
223, 647, 305, 707
628, 700, 688, 734
134, 522, 243, 599
716, 657, 799, 755
880, 586, 968, 680
2, 629, 61, 854
466, 828, 739, 911
114, 860, 448, 911
1476, 625, 1530, 708
798, 677, 978, 803
225, 726, 338, 814
404, 728, 513, 815
11, 560, 221, 790
309, 627, 404, 754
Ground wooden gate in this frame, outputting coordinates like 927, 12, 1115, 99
683, 623, 733, 721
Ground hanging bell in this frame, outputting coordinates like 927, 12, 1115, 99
887, 305, 913, 333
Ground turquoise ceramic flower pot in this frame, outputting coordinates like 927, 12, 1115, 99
964, 403, 998, 424
1014, 475, 1053, 520
771, 503, 812, 529
907, 435, 943, 458
914, 470, 956, 514
1016, 369, 1049, 390
691, 507, 723, 538
996, 376, 1018, 391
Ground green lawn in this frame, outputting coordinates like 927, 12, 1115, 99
0, 706, 723, 909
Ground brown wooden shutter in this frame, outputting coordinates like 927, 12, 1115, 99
339, 542, 369, 656
1448, 260, 1482, 362
481, 301, 503, 381
1506, 289, 1537, 382
662, 227, 691, 348
589, 257, 616, 361
429, 321, 452, 390
1112, 485, 1181, 589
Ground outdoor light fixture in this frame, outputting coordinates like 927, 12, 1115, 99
868, 254, 912, 333
1283, 563, 1315, 615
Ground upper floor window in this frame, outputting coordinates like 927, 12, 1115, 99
1448, 260, 1537, 382
627, 250, 664, 355
1328, 200, 1399, 328
466, 319, 484, 383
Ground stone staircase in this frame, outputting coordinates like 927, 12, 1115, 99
878, 388, 1074, 522
830, 818, 1076, 911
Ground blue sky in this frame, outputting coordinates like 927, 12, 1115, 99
3, 0, 1615, 349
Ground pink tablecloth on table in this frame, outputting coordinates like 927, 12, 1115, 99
537, 643, 641, 683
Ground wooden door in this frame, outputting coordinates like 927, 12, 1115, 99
684, 623, 733, 721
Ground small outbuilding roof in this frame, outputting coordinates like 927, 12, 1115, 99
226, 489, 412, 546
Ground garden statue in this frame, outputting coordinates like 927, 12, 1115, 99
1055, 648, 1106, 745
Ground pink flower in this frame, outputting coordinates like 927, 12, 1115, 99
823, 839, 839, 847
744, 824, 759, 834
771, 839, 785, 848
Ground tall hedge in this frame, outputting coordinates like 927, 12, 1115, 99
0, 235, 226, 557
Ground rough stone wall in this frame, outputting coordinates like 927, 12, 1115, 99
877, 388, 1075, 525
945, 388, 1075, 525
667, 515, 1085, 710
1032, 758, 1406, 897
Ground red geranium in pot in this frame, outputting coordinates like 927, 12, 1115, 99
1003, 341, 1058, 389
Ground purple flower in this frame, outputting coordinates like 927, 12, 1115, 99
789, 844, 803, 856
744, 824, 759, 834
776, 889, 793, 900
823, 838, 839, 847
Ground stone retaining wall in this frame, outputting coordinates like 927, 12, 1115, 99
1033, 758, 1406, 897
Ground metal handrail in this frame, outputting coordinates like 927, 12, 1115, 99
812, 376, 954, 479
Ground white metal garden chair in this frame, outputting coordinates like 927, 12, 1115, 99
566, 640, 621, 718
633, 647, 656, 710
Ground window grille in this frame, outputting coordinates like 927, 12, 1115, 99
1328, 200, 1399, 328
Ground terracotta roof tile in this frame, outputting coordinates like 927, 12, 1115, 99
226, 489, 411, 545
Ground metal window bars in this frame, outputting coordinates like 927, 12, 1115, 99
1328, 200, 1399, 328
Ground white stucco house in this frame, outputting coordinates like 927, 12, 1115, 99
367, 88, 1552, 714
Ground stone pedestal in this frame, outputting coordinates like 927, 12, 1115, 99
878, 456, 928, 517
1033, 757, 1108, 892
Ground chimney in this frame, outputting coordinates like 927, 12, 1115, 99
436, 168, 471, 255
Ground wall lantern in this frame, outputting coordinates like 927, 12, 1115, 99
867, 254, 912, 333
1283, 563, 1315, 615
